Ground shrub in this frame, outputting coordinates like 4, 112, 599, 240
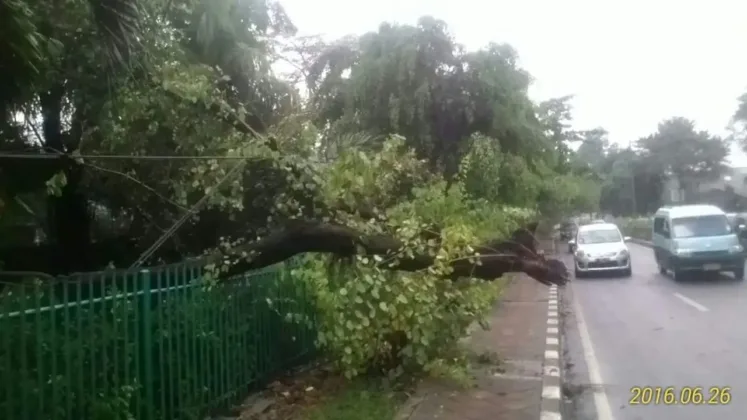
287, 137, 534, 378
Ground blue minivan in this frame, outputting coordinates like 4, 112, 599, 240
652, 205, 745, 280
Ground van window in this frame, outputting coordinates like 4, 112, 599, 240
671, 215, 732, 239
654, 217, 669, 238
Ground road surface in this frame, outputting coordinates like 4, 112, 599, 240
561, 242, 747, 420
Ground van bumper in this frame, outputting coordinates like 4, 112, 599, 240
671, 254, 746, 271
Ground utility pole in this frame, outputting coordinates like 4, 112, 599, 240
628, 140, 638, 215
631, 168, 637, 215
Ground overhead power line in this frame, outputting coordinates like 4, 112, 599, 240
0, 152, 254, 161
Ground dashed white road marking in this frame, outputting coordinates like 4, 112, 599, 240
541, 284, 562, 420
573, 286, 616, 420
543, 365, 560, 377
673, 292, 709, 312
540, 412, 562, 420
542, 385, 561, 399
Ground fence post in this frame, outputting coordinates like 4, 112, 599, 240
140, 269, 155, 420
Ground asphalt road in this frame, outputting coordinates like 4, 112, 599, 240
561, 242, 747, 420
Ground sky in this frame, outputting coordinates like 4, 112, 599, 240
278, 0, 747, 166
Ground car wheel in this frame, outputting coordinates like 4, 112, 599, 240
621, 266, 632, 277
734, 266, 745, 281
673, 268, 685, 282
574, 267, 584, 279
658, 264, 667, 275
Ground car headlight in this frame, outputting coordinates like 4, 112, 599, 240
618, 249, 629, 258
575, 249, 585, 258
675, 248, 693, 256
729, 244, 744, 254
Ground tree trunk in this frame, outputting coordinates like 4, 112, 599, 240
40, 86, 92, 274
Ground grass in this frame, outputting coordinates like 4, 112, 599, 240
303, 379, 405, 420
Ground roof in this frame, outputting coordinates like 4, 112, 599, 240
656, 204, 725, 218
578, 222, 619, 232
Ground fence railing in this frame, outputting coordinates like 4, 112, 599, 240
0, 258, 317, 420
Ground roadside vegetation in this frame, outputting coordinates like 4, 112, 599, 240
1, 1, 596, 416
616, 217, 653, 241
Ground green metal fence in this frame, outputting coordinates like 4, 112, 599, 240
0, 258, 318, 420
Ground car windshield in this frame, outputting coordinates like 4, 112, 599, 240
671, 215, 732, 238
577, 228, 621, 244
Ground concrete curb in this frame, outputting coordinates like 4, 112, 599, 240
540, 284, 562, 420
627, 237, 653, 247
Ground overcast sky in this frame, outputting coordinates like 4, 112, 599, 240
279, 0, 747, 166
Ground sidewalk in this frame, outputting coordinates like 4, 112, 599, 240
396, 273, 561, 420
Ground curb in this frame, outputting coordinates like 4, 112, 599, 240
628, 237, 653, 247
539, 284, 562, 420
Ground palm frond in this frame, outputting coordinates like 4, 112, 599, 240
0, 0, 45, 101
88, 0, 142, 69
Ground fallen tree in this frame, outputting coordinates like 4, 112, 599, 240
216, 215, 570, 378
218, 219, 569, 286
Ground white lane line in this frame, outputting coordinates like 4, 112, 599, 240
546, 336, 559, 346
545, 349, 559, 360
573, 290, 616, 420
541, 412, 562, 420
547, 327, 558, 334
542, 385, 561, 399
547, 318, 558, 325
673, 292, 709, 312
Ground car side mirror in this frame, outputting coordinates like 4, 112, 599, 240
624, 236, 631, 241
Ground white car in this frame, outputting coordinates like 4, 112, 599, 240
569, 223, 632, 278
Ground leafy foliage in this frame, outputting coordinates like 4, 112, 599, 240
638, 117, 728, 192
1, 0, 595, 398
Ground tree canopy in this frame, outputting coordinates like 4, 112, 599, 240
0, 1, 598, 274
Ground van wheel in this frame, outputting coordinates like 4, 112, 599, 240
659, 265, 667, 275
734, 267, 744, 281
673, 268, 685, 282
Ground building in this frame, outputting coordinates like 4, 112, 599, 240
662, 167, 747, 210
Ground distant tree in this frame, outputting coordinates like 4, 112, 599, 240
536, 95, 579, 173
730, 92, 747, 149
597, 148, 664, 216
308, 17, 546, 179
575, 128, 610, 171
638, 117, 728, 200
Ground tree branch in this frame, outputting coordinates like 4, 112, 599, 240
218, 220, 568, 286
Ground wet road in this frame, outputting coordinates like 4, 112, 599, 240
562, 242, 747, 420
